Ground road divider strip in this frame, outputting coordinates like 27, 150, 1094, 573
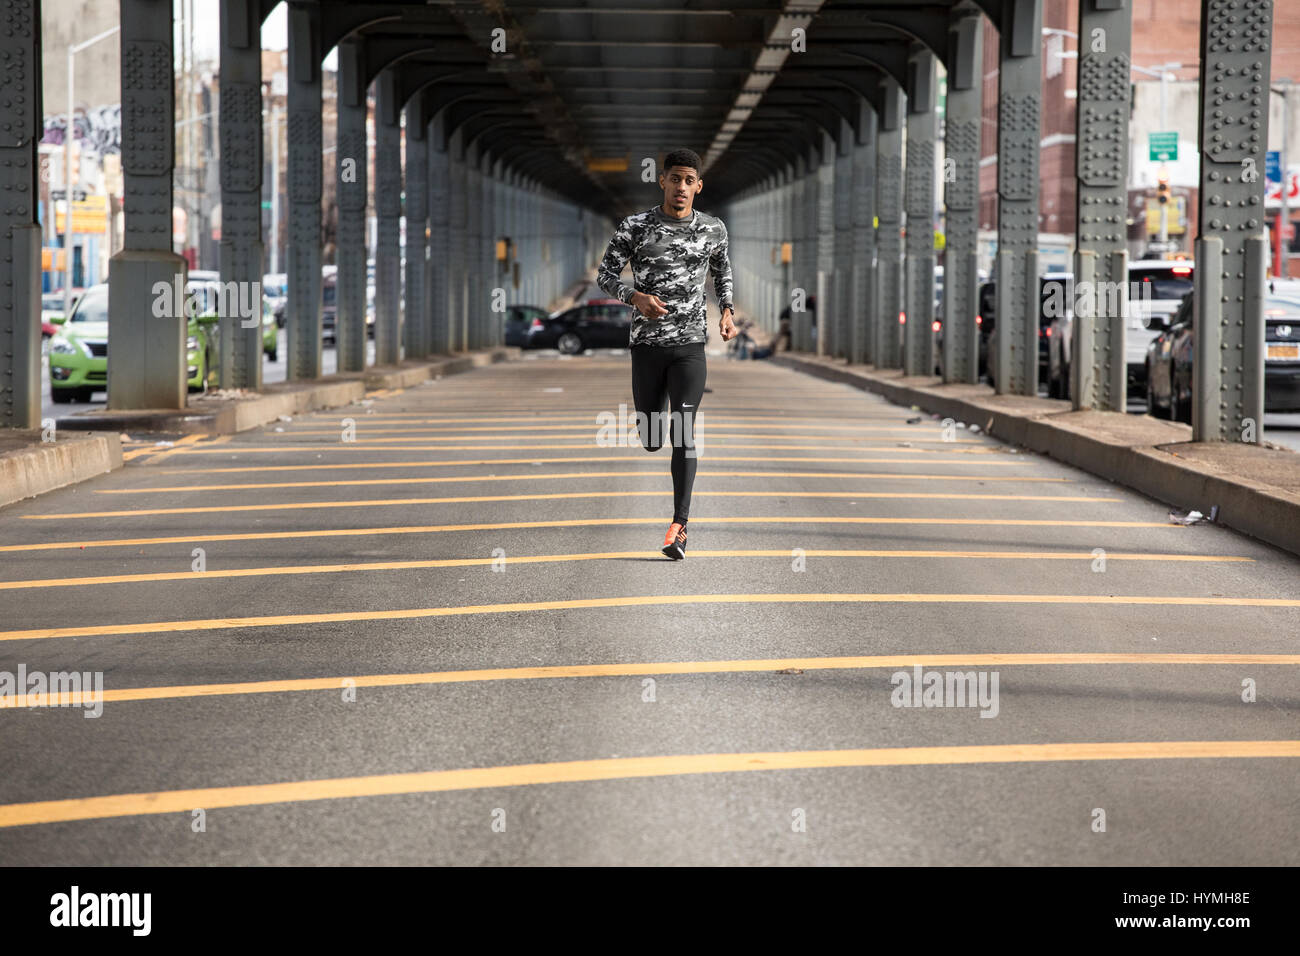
0, 550, 1252, 591
0, 517, 1189, 553
22, 490, 1124, 520
95, 470, 1071, 494
1, 740, 1296, 830
3, 592, 1296, 643
3, 653, 1292, 710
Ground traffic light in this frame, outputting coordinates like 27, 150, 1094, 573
1157, 176, 1170, 205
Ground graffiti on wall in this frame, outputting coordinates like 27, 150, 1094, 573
42, 104, 121, 156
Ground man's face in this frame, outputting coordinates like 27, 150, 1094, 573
660, 165, 701, 213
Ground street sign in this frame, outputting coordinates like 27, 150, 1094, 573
50, 188, 88, 202
1266, 150, 1282, 184
1148, 131, 1178, 162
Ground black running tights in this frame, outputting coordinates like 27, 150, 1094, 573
630, 342, 707, 525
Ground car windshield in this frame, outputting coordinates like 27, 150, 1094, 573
1133, 268, 1194, 301
323, 283, 337, 306
68, 287, 108, 323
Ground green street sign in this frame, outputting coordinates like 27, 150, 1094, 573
261, 200, 272, 210
1149, 131, 1178, 162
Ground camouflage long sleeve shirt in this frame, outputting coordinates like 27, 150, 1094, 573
595, 205, 734, 347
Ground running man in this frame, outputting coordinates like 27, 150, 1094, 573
595, 147, 737, 560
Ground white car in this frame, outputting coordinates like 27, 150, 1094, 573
1126, 260, 1194, 397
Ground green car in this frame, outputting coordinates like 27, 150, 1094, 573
49, 281, 279, 403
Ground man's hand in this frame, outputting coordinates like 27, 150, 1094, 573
719, 307, 737, 341
629, 290, 669, 319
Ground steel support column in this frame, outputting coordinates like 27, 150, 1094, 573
832, 118, 854, 360
404, 95, 429, 360
815, 131, 835, 358
429, 112, 451, 355
108, 0, 188, 409
1072, 0, 1132, 409
285, 0, 322, 381
374, 69, 402, 366
0, 0, 42, 428
944, 6, 984, 384
875, 77, 905, 369
217, 0, 264, 390
449, 129, 468, 351
993, 0, 1044, 395
335, 38, 367, 372
851, 100, 878, 366
1193, 0, 1272, 442
793, 153, 813, 351
904, 47, 938, 377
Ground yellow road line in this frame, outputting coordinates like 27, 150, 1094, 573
22, 489, 1120, 519
275, 414, 922, 424
274, 422, 967, 435
3, 592, 1296, 643
95, 470, 1070, 493
2, 653, 1295, 709
0, 517, 1186, 553
159, 441, 989, 454
151, 453, 1017, 475
227, 431, 984, 444
1, 740, 1296, 829
0, 550, 1251, 591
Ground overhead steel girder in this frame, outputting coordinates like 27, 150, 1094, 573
760, 89, 863, 148
718, 130, 828, 191
359, 36, 481, 88
770, 68, 891, 129
827, 42, 910, 89
814, 7, 955, 67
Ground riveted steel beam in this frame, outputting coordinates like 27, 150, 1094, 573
904, 45, 938, 377
218, 0, 265, 390
1073, 0, 1132, 410
108, 0, 188, 410
943, 4, 984, 384
1193, 0, 1272, 442
0, 0, 42, 428
875, 76, 906, 370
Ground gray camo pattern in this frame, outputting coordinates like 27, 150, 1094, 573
596, 207, 735, 347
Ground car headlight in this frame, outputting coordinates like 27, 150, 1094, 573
186, 335, 199, 351
50, 337, 79, 355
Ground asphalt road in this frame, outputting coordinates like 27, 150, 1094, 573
5, 346, 1298, 864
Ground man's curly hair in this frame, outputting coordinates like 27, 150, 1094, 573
662, 148, 701, 174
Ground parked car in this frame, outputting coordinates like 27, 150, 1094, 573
1126, 260, 1194, 397
48, 282, 207, 402
40, 292, 70, 339
504, 305, 550, 347
527, 302, 635, 353
980, 275, 1055, 389
1147, 280, 1300, 422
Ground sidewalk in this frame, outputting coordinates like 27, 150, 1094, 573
773, 352, 1300, 559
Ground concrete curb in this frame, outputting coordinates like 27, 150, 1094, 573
772, 352, 1300, 558
0, 430, 122, 510
1, 347, 517, 509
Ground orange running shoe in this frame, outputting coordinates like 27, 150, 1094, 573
662, 521, 687, 560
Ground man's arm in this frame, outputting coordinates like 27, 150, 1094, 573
596, 217, 636, 305
709, 220, 735, 314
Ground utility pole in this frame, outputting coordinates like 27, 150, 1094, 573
63, 25, 121, 318
1280, 81, 1291, 278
